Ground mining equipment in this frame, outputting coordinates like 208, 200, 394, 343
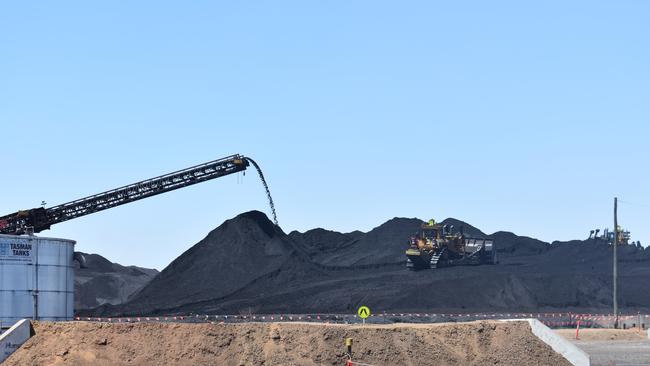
588, 227, 636, 246
405, 219, 496, 270
0, 154, 277, 236
0, 154, 276, 328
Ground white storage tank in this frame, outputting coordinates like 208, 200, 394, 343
0, 233, 75, 327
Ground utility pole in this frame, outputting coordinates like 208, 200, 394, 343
613, 197, 619, 329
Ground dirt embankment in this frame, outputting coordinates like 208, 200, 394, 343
556, 328, 648, 341
5, 321, 570, 366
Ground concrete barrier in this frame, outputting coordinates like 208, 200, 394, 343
0, 319, 34, 363
502, 319, 590, 366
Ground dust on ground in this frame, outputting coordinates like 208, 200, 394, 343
4, 320, 570, 366
555, 327, 648, 341
555, 328, 650, 366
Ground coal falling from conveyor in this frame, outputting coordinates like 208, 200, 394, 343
245, 157, 278, 226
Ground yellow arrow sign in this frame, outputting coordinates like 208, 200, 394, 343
357, 306, 371, 319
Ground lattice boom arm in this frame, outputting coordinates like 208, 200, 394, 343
0, 154, 249, 235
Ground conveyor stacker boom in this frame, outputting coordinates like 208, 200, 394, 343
0, 154, 277, 235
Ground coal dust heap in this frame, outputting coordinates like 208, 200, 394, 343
90, 210, 650, 316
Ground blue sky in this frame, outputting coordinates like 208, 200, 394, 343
1, 1, 648, 269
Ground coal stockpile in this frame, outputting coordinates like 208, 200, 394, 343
88, 211, 650, 317
75, 253, 158, 310
111, 211, 302, 314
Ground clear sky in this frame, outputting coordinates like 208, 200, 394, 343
1, 1, 648, 270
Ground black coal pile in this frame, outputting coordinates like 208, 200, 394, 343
290, 217, 423, 266
288, 217, 483, 267
113, 211, 303, 314
75, 253, 158, 310
491, 231, 549, 257
88, 211, 650, 316
288, 228, 358, 258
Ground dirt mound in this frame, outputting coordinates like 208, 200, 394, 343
5, 321, 571, 366
556, 328, 647, 341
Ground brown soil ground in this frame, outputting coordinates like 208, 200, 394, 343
5, 321, 571, 366
555, 327, 648, 341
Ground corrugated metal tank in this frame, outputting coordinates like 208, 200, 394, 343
0, 234, 75, 327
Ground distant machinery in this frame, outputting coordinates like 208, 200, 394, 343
588, 226, 634, 246
405, 219, 496, 270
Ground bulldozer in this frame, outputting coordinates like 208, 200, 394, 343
405, 219, 497, 270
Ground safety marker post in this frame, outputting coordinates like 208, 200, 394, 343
345, 337, 353, 364
575, 319, 580, 340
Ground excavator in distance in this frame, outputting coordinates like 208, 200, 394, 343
405, 219, 497, 270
